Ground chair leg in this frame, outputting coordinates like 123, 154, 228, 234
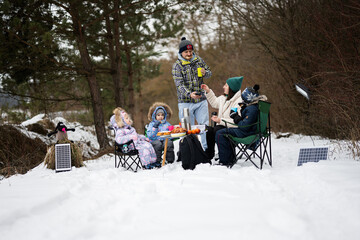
115, 148, 117, 168
262, 137, 272, 167
268, 132, 272, 167
239, 141, 262, 169
125, 155, 143, 172
227, 136, 244, 167
229, 140, 260, 168
115, 153, 122, 168
221, 135, 272, 170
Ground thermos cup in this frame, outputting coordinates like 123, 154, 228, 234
197, 68, 203, 77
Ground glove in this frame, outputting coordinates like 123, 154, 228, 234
230, 110, 242, 124
238, 102, 247, 112
240, 104, 247, 112
153, 120, 161, 128
230, 110, 239, 119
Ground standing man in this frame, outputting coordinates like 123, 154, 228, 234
172, 37, 212, 150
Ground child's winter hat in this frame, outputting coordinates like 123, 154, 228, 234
148, 102, 173, 121
112, 107, 133, 128
179, 37, 193, 53
156, 108, 165, 115
241, 84, 260, 103
226, 76, 244, 93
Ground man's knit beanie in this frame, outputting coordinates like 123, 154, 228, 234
179, 37, 194, 53
226, 76, 244, 93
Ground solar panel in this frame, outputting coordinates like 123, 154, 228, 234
55, 143, 72, 172
297, 147, 328, 166
295, 83, 311, 100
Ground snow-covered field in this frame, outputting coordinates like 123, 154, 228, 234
1, 116, 360, 240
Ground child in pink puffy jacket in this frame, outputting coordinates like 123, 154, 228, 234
110, 107, 157, 167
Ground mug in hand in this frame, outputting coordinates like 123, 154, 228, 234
197, 68, 203, 77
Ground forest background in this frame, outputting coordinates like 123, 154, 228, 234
0, 0, 359, 156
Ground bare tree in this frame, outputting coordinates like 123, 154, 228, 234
216, 0, 360, 156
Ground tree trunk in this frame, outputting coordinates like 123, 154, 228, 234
124, 40, 135, 117
137, 72, 145, 132
113, 6, 125, 107
69, 5, 109, 149
105, 12, 123, 108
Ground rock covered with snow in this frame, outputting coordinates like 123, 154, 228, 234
18, 114, 100, 158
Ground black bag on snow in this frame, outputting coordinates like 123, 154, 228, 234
178, 134, 211, 170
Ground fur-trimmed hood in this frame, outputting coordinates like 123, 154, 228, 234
111, 107, 133, 128
246, 95, 268, 106
147, 102, 173, 121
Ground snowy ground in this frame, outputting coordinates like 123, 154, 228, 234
1, 117, 360, 240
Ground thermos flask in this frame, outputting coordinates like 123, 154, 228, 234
181, 118, 187, 129
183, 108, 191, 130
211, 111, 218, 127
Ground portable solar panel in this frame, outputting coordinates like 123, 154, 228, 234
297, 147, 328, 166
55, 143, 72, 172
295, 83, 311, 100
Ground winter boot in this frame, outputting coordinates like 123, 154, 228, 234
166, 150, 175, 163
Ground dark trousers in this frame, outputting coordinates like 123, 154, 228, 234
215, 127, 249, 165
151, 139, 175, 163
205, 125, 226, 159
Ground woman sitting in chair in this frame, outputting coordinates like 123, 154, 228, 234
201, 76, 244, 159
110, 107, 157, 168
215, 85, 267, 166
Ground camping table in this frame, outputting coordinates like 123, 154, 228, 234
158, 134, 182, 167
159, 125, 206, 166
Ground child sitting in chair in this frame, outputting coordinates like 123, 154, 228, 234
146, 102, 175, 164
110, 107, 157, 168
215, 84, 267, 166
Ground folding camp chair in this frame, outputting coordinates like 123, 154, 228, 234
109, 126, 143, 172
223, 100, 272, 169
114, 140, 143, 171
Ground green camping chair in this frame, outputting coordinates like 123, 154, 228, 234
223, 100, 272, 169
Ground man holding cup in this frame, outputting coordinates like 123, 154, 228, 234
172, 37, 211, 150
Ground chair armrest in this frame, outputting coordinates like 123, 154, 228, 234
222, 119, 259, 129
222, 119, 237, 127
117, 139, 135, 146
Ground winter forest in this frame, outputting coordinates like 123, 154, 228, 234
0, 0, 359, 169
1, 0, 359, 144
1, 0, 359, 172
1, 1, 360, 239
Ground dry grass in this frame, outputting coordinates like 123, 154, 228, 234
0, 125, 47, 178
